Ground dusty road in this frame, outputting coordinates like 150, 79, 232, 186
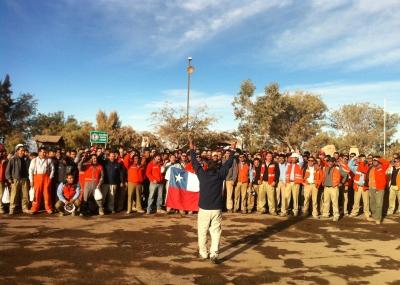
1, 212, 400, 285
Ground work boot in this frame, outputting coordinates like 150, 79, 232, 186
99, 208, 105, 216
210, 256, 220, 265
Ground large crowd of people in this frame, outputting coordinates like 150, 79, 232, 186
0, 142, 399, 225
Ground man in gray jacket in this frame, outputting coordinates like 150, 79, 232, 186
5, 144, 31, 215
223, 150, 238, 213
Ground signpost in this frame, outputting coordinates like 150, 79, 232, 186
90, 131, 108, 147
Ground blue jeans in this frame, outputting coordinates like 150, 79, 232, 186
369, 188, 384, 221
147, 183, 164, 213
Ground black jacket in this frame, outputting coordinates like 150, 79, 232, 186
5, 155, 30, 182
190, 149, 235, 210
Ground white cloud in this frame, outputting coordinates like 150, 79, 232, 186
68, 0, 291, 62
269, 0, 400, 70
284, 80, 400, 113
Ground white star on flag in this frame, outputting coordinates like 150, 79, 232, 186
175, 173, 183, 183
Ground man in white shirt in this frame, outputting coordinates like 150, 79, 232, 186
29, 147, 55, 214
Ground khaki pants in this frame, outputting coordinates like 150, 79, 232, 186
351, 189, 370, 217
259, 182, 276, 213
322, 186, 339, 218
127, 182, 143, 212
369, 188, 384, 221
387, 185, 400, 215
284, 182, 300, 215
225, 180, 235, 210
198, 208, 222, 258
55, 199, 81, 214
247, 184, 259, 212
303, 184, 319, 217
234, 182, 248, 212
276, 181, 286, 212
10, 179, 29, 213
340, 185, 349, 215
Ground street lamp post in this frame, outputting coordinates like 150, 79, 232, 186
186, 57, 195, 133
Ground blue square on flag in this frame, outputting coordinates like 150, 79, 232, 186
170, 167, 188, 190
166, 166, 199, 211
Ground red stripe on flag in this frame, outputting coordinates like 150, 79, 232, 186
166, 187, 199, 211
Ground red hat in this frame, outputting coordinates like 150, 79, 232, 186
90, 146, 97, 152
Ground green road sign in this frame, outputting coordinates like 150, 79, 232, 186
90, 131, 108, 144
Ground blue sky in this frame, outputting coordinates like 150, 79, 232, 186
1, 0, 399, 134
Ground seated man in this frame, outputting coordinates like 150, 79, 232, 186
55, 173, 81, 216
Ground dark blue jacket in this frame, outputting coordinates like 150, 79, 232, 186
190, 149, 235, 210
102, 160, 124, 185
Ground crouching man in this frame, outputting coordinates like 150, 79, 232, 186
55, 173, 81, 216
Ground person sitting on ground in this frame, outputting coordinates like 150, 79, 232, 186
55, 173, 81, 216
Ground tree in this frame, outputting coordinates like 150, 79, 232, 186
330, 103, 400, 154
30, 111, 66, 136
0, 74, 37, 150
110, 126, 141, 148
96, 110, 121, 131
195, 131, 234, 149
29, 111, 95, 149
151, 103, 216, 148
232, 80, 259, 151
303, 131, 340, 154
233, 82, 327, 150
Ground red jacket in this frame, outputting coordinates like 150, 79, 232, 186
63, 184, 78, 201
184, 162, 195, 174
0, 160, 7, 182
83, 164, 103, 184
146, 161, 163, 183
124, 155, 145, 183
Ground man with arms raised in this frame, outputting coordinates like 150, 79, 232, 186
189, 138, 236, 264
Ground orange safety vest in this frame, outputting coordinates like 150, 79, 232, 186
286, 163, 303, 184
260, 162, 276, 185
303, 167, 323, 187
237, 163, 250, 183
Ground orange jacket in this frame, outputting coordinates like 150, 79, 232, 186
370, 159, 390, 191
285, 163, 303, 184
322, 166, 341, 187
237, 162, 250, 183
303, 167, 323, 188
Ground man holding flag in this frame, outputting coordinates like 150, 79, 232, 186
189, 138, 236, 264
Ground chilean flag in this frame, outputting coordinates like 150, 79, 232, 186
166, 167, 199, 211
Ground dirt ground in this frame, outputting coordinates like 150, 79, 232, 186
1, 212, 400, 285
